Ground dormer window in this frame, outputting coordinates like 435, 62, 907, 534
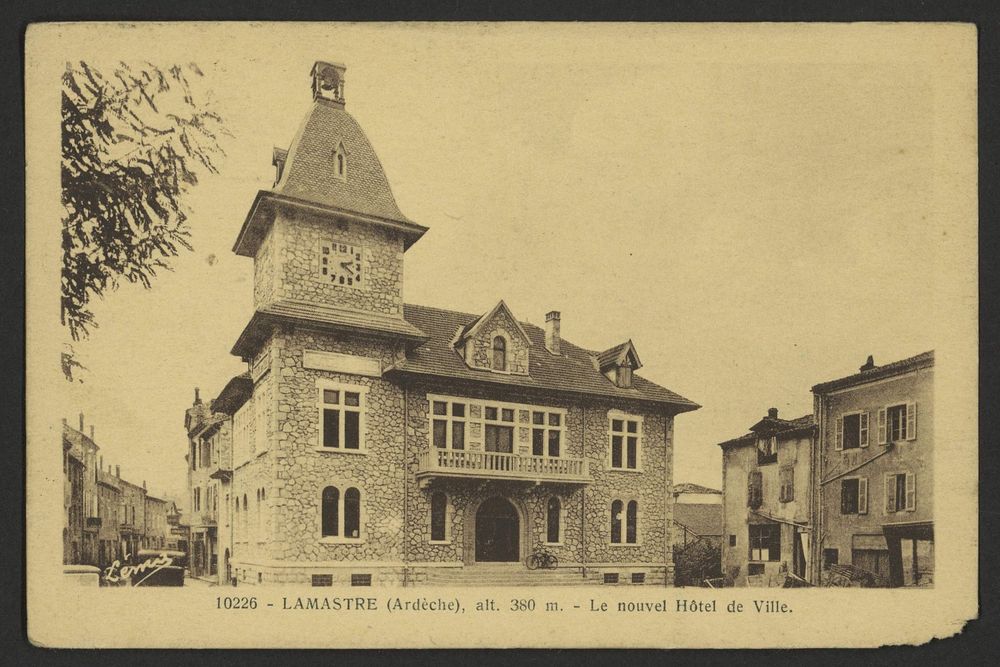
492, 336, 507, 371
333, 141, 348, 181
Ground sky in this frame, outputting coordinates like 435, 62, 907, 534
58, 24, 943, 507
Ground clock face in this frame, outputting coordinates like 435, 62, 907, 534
320, 241, 363, 288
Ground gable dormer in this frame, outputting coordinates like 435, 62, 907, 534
455, 300, 531, 375
597, 340, 642, 388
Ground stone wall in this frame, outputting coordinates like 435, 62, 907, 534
264, 327, 407, 565
463, 306, 529, 374
267, 209, 405, 316
253, 224, 276, 308
228, 327, 676, 586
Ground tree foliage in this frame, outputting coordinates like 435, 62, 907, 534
61, 61, 228, 353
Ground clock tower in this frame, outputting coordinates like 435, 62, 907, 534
232, 60, 428, 333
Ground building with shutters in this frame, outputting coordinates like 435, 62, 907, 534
188, 60, 700, 587
811, 351, 934, 587
717, 410, 817, 587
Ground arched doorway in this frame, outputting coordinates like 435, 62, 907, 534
475, 497, 520, 562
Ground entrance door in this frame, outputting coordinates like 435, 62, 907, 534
475, 497, 520, 562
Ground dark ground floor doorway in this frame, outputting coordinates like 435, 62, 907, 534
475, 497, 520, 562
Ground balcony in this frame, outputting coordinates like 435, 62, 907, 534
84, 516, 101, 532
416, 449, 591, 487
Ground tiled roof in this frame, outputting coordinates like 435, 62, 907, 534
673, 503, 723, 537
390, 304, 699, 411
717, 413, 816, 449
811, 350, 934, 394
673, 482, 722, 495
231, 299, 428, 358
213, 373, 253, 416
276, 101, 413, 225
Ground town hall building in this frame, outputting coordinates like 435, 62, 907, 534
185, 60, 699, 586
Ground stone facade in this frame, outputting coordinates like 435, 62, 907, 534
204, 60, 697, 587
253, 209, 405, 317
460, 305, 530, 374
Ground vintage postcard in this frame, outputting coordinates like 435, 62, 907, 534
25, 22, 978, 648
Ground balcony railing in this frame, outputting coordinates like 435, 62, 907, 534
417, 448, 590, 486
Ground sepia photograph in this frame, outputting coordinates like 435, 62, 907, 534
26, 22, 977, 647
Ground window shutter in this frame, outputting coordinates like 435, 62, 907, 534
906, 402, 917, 441
906, 472, 916, 511
835, 416, 843, 451
858, 477, 868, 514
885, 474, 896, 513
877, 408, 887, 445
859, 412, 869, 447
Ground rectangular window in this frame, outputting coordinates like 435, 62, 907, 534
747, 471, 763, 509
840, 413, 866, 450
428, 395, 566, 456
879, 403, 917, 444
840, 477, 868, 514
431, 399, 469, 450
748, 523, 781, 562
485, 425, 514, 453
319, 384, 365, 451
729, 534, 737, 547
631, 572, 645, 584
351, 573, 372, 587
609, 415, 641, 470
311, 574, 333, 587
779, 465, 794, 502
603, 573, 619, 584
747, 563, 765, 576
757, 436, 777, 465
823, 548, 839, 568
885, 472, 916, 513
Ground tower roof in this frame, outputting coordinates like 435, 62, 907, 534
233, 61, 427, 257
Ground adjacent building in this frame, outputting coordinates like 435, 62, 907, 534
62, 414, 174, 569
187, 60, 699, 587
717, 409, 817, 586
715, 350, 934, 588
811, 352, 934, 587
96, 465, 122, 567
144, 495, 170, 550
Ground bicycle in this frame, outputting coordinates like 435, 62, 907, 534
526, 544, 559, 570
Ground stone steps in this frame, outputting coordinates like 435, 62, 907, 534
421, 566, 594, 587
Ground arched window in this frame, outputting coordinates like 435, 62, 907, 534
333, 142, 348, 180
626, 500, 638, 544
492, 336, 507, 371
611, 499, 623, 544
321, 486, 339, 537
242, 494, 248, 530
546, 497, 561, 544
430, 492, 447, 542
344, 488, 361, 538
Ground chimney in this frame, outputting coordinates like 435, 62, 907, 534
767, 407, 779, 419
311, 61, 347, 108
194, 387, 201, 405
115, 465, 120, 479
860, 355, 876, 372
90, 425, 95, 440
99, 455, 103, 472
545, 311, 561, 355
142, 480, 147, 491
62, 417, 67, 428
79, 412, 84, 431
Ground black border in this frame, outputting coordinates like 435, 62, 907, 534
6, 1, 998, 663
